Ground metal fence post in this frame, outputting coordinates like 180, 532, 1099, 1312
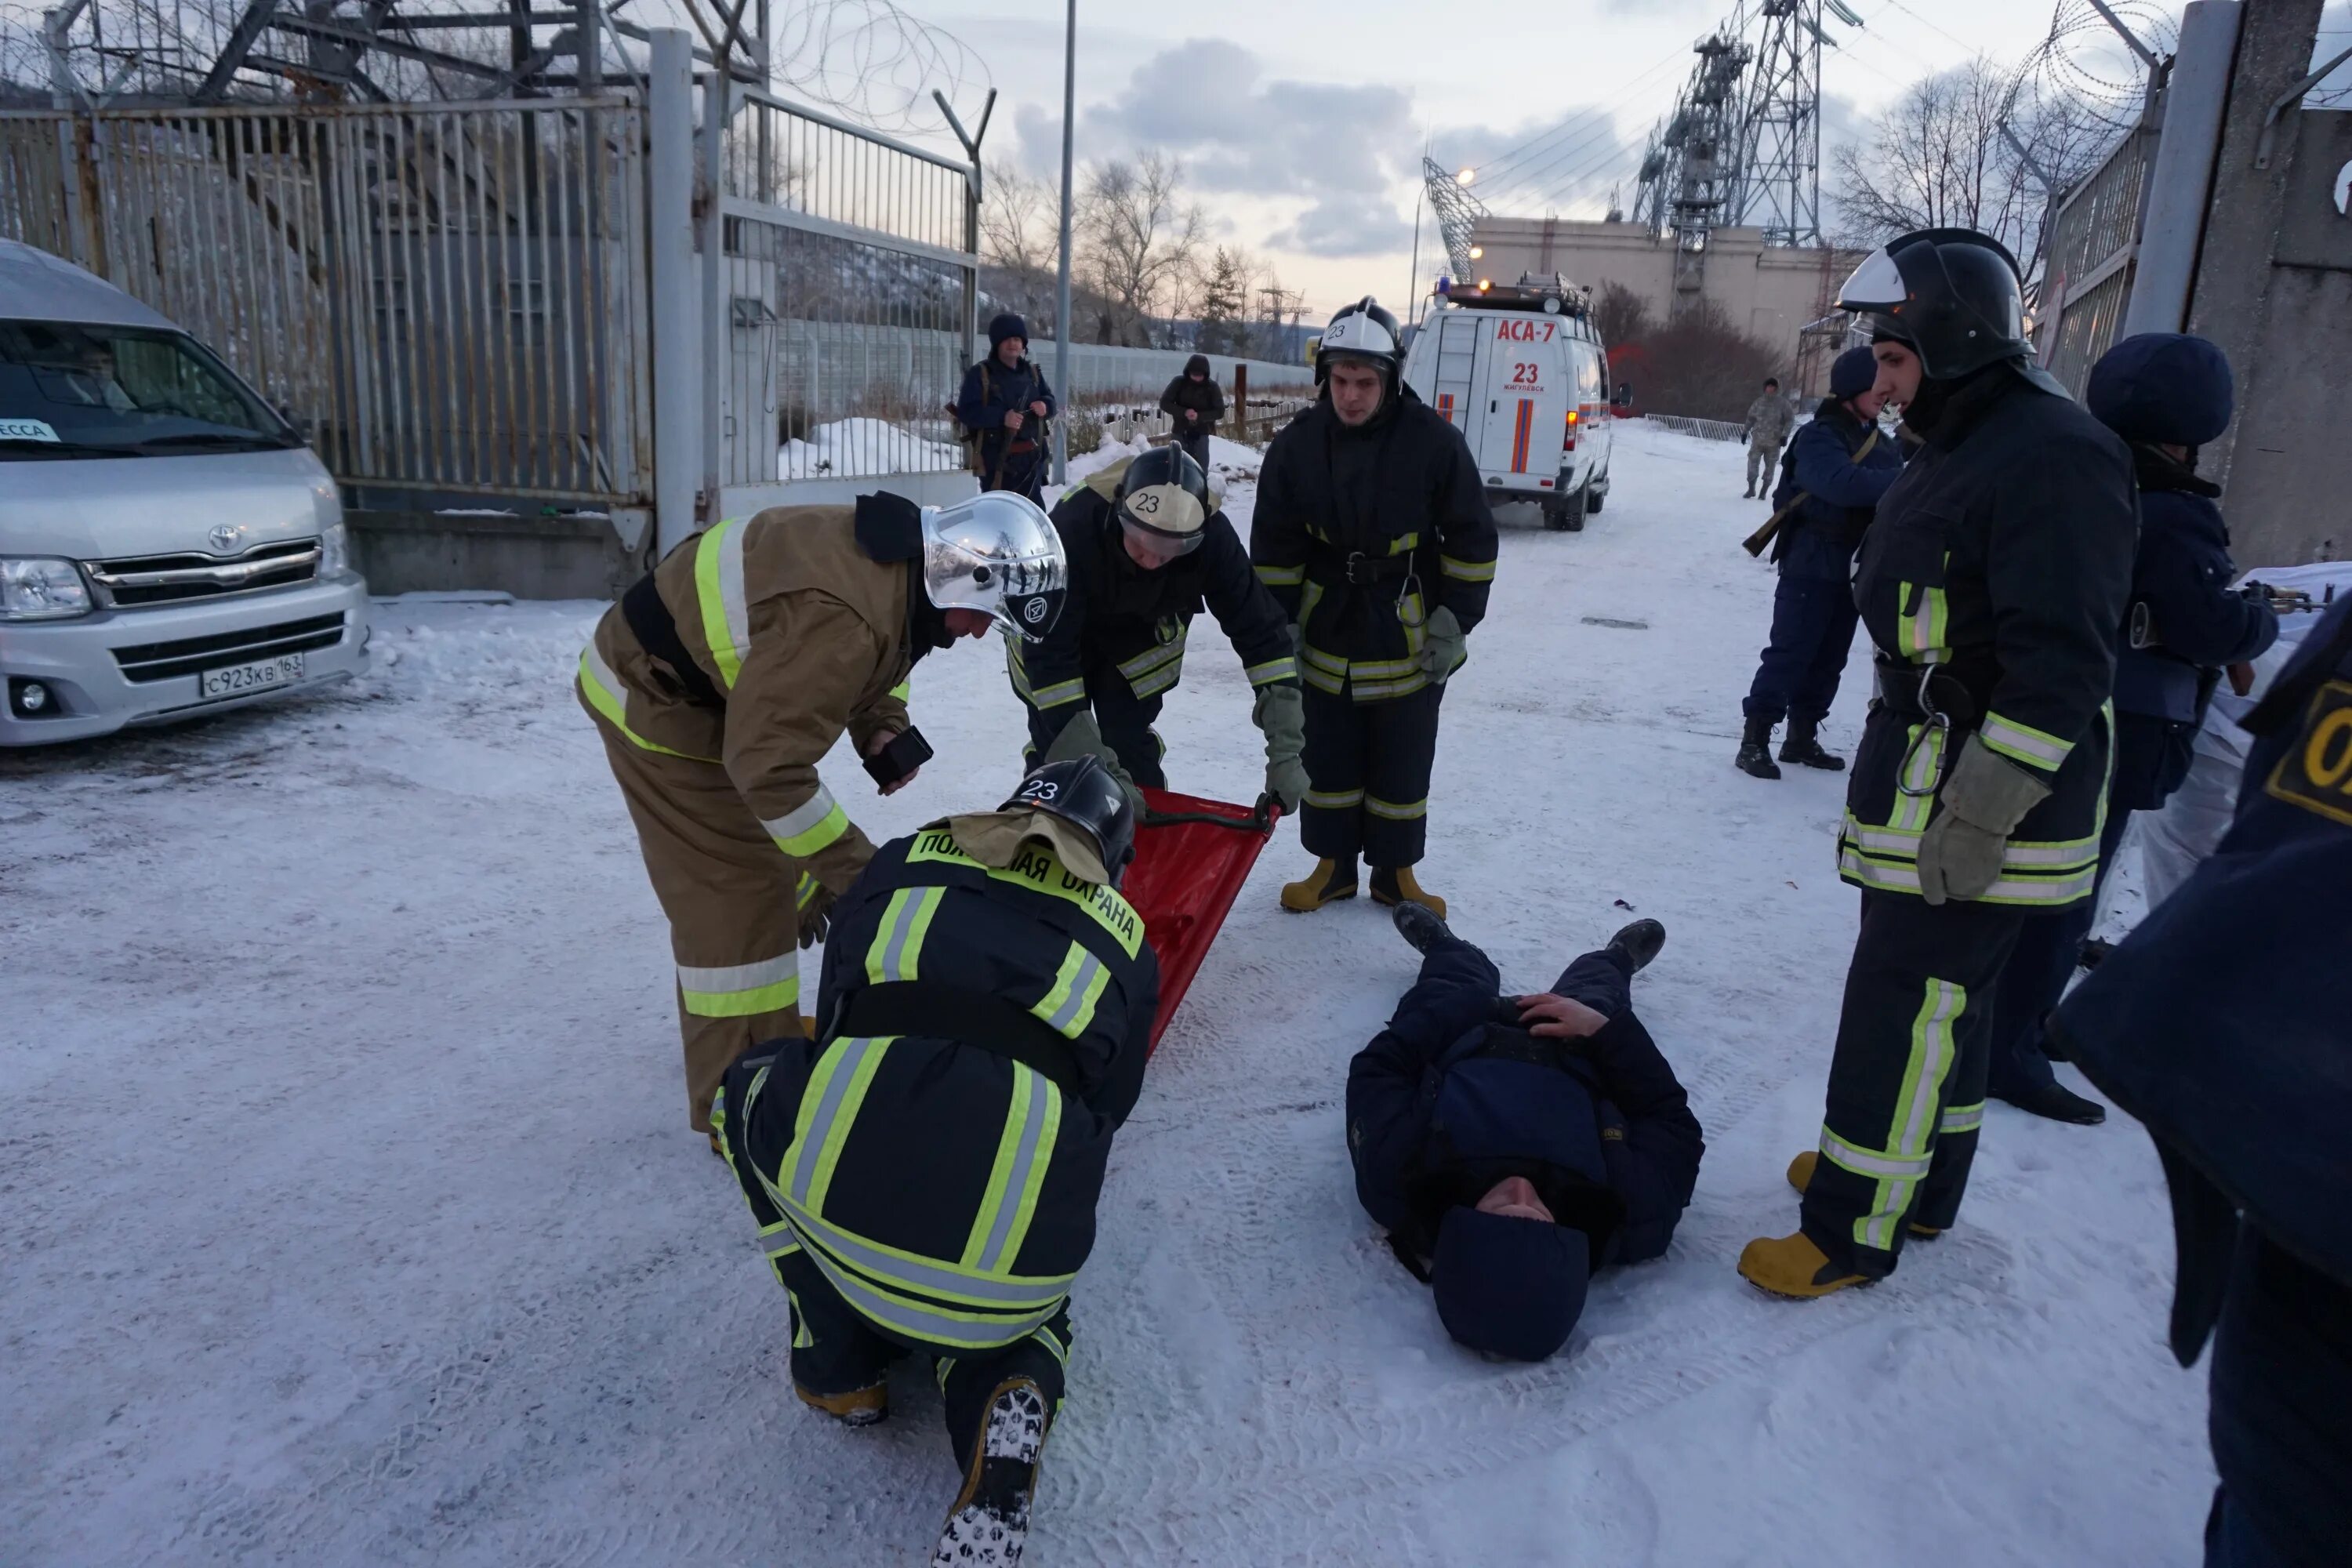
702, 71, 728, 525
648, 30, 700, 555
2123, 1, 2244, 336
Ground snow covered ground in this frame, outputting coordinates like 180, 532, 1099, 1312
779, 416, 965, 479
2, 419, 2213, 1566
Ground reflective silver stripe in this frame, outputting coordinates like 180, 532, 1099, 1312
1363, 795, 1426, 821
1845, 818, 1922, 857
581, 638, 627, 703
1894, 979, 1961, 1163
2003, 837, 2100, 868
1939, 1102, 1985, 1135
1818, 1129, 1933, 1180
975, 1069, 1055, 1273
678, 952, 797, 994
1130, 660, 1184, 698
1980, 712, 2071, 770
1304, 788, 1363, 809
1245, 656, 1298, 685
1838, 848, 2099, 906
789, 1037, 878, 1207
759, 1222, 802, 1259
785, 1201, 1071, 1308
763, 784, 841, 846
1117, 634, 1187, 679
1029, 678, 1087, 708
1040, 952, 1106, 1036
797, 1240, 1060, 1350
717, 514, 751, 672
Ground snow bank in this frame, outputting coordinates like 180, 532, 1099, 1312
779, 416, 964, 479
0, 418, 2215, 1566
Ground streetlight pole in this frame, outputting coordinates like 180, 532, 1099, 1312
1053, 0, 1076, 486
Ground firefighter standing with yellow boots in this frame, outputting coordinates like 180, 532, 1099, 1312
1251, 297, 1497, 916
711, 754, 1156, 1568
1739, 229, 2138, 1298
575, 490, 1067, 1138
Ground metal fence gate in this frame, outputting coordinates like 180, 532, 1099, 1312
1, 96, 652, 509
2039, 122, 2158, 397
711, 86, 978, 495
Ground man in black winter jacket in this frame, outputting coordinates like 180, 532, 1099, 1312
1742, 228, 2139, 1299
1347, 902, 1702, 1361
1011, 445, 1308, 806
1251, 298, 1498, 919
1984, 332, 2281, 1124
956, 314, 1058, 502
1738, 342, 1906, 778
1159, 353, 1225, 472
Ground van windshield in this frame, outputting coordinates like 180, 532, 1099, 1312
0, 320, 300, 460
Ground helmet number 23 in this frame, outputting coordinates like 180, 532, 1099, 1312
1018, 779, 1061, 804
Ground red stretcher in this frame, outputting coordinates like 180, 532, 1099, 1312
1127, 788, 1281, 1051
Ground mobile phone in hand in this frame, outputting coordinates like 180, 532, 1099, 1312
862, 726, 935, 790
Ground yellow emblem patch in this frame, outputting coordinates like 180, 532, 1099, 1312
2264, 679, 2352, 828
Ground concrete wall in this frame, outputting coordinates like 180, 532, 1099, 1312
1462, 219, 1860, 388
348, 511, 650, 601
2187, 0, 2345, 565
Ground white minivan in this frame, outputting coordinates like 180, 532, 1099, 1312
1403, 274, 1613, 531
1, 241, 370, 746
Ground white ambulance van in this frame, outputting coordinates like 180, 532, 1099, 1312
1402, 273, 1613, 531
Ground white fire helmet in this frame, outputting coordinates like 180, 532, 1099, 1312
920, 490, 1069, 641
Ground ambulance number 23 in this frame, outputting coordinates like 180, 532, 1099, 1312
1508, 362, 1544, 387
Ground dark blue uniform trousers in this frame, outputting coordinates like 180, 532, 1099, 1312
1744, 575, 1861, 728
1400, 926, 1632, 1043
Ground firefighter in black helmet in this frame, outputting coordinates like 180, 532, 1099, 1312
1250, 297, 1499, 917
1011, 443, 1308, 810
1742, 228, 2139, 1299
712, 752, 1155, 1568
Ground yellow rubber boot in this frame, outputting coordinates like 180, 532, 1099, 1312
1280, 857, 1359, 912
1737, 1232, 1871, 1299
1786, 1149, 1943, 1239
797, 1380, 888, 1427
1369, 866, 1446, 920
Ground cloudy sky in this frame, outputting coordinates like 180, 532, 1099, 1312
904, 0, 2232, 315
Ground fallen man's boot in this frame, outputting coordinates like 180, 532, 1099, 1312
1778, 720, 1846, 771
1785, 1151, 1943, 1240
1280, 856, 1358, 912
934, 1377, 1049, 1568
1391, 898, 1455, 955
797, 1379, 887, 1428
1369, 865, 1446, 919
1735, 717, 1782, 779
1737, 1232, 1872, 1299
1995, 1080, 2107, 1125
1606, 917, 1667, 974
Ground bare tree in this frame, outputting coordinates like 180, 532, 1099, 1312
1831, 54, 2110, 285
1076, 152, 1206, 346
1591, 279, 1653, 351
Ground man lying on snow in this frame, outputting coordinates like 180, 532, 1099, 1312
1346, 902, 1704, 1360
711, 750, 1156, 1568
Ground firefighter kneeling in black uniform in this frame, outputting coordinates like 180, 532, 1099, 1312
1009, 444, 1309, 809
1252, 297, 1499, 917
712, 755, 1156, 1568
1740, 227, 2139, 1298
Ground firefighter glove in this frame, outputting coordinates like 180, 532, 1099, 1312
1417, 606, 1468, 684
1916, 734, 2052, 905
797, 883, 836, 949
1042, 709, 1146, 818
1254, 683, 1309, 811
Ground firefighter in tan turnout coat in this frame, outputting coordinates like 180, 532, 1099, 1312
576, 490, 1069, 1134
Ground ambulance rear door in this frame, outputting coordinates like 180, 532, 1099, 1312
1475, 313, 1572, 492
1424, 309, 1483, 437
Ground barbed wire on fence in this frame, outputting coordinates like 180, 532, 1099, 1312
2013, 0, 2180, 134
769, 0, 991, 137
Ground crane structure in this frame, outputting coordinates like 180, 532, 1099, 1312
1633, 28, 1752, 311
1421, 153, 1490, 285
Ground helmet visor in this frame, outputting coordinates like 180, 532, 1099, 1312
1116, 478, 1208, 564
1121, 517, 1201, 565
1835, 246, 1909, 314
920, 491, 1069, 641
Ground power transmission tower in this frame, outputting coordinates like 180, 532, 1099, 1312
1667, 31, 1751, 312
1421, 155, 1490, 282
1733, 0, 1824, 244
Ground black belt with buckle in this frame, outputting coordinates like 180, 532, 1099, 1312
1321, 549, 1413, 586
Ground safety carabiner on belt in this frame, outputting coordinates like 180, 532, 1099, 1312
1396, 568, 1426, 628
1895, 662, 1953, 797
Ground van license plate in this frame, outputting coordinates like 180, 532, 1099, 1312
200, 652, 305, 699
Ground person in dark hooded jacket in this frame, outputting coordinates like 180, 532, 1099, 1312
1984, 333, 2281, 1125
2044, 589, 2352, 1568
1159, 353, 1225, 472
956, 314, 1059, 502
1737, 343, 1905, 778
1345, 902, 1703, 1362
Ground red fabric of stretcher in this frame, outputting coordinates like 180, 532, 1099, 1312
1127, 788, 1279, 1052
